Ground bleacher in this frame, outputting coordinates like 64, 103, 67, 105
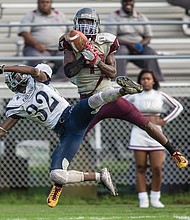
0, 0, 190, 82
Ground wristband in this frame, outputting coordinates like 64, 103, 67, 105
33, 69, 40, 77
0, 127, 7, 133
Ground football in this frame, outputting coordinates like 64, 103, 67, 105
69, 30, 88, 52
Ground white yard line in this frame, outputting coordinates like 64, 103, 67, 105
174, 216, 190, 220
5, 216, 190, 220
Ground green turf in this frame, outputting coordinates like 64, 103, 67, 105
0, 190, 190, 220
0, 203, 189, 220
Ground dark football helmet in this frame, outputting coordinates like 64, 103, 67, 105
5, 72, 30, 93
73, 8, 100, 36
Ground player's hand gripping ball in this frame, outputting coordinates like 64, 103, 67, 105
69, 30, 88, 52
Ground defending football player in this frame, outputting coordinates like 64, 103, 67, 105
0, 63, 143, 207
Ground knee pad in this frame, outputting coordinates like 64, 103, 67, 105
88, 89, 120, 109
50, 169, 68, 185
88, 92, 104, 109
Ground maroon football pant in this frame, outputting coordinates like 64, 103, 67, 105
85, 97, 149, 135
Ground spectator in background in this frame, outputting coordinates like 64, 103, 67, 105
125, 69, 183, 208
104, 0, 164, 81
167, 0, 190, 35
18, 0, 69, 82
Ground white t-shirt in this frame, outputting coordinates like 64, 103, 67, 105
18, 9, 69, 50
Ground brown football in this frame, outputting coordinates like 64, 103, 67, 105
69, 30, 88, 52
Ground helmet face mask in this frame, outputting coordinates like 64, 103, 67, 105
73, 8, 100, 36
5, 72, 30, 93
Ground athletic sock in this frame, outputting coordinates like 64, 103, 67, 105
163, 141, 176, 155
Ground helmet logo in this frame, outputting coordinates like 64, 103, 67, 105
80, 13, 92, 18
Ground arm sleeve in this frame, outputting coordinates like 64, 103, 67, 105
161, 92, 183, 123
64, 55, 86, 78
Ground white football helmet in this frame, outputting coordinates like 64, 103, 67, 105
73, 8, 100, 36
5, 72, 30, 93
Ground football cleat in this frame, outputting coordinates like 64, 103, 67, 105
100, 167, 118, 196
47, 184, 63, 208
116, 76, 143, 94
172, 151, 188, 168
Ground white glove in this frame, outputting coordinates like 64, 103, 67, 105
0, 65, 5, 74
81, 49, 96, 61
81, 49, 101, 65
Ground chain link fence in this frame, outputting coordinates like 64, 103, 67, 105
0, 83, 189, 189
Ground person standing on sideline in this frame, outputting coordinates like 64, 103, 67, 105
125, 69, 184, 208
18, 0, 69, 81
104, 0, 164, 81
0, 64, 143, 207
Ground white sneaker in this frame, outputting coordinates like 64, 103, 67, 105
100, 167, 118, 196
139, 200, 149, 208
151, 200, 165, 208
182, 14, 190, 35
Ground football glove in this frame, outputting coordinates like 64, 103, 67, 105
81, 41, 101, 65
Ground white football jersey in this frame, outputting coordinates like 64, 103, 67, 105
6, 77, 70, 130
66, 32, 119, 95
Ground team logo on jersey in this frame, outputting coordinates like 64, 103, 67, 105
22, 87, 35, 102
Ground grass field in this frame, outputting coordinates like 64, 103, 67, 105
0, 203, 190, 220
0, 188, 189, 220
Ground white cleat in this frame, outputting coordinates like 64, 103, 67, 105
116, 76, 143, 94
100, 167, 118, 196
150, 200, 165, 208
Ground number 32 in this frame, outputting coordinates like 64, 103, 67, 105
26, 91, 59, 121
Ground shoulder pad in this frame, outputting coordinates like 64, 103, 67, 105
94, 33, 117, 44
59, 32, 70, 42
58, 32, 72, 51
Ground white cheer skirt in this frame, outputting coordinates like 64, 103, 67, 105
128, 125, 165, 151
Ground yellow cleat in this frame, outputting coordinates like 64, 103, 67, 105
47, 184, 63, 208
172, 151, 188, 168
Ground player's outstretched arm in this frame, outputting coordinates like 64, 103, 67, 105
0, 64, 48, 82
0, 118, 19, 139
